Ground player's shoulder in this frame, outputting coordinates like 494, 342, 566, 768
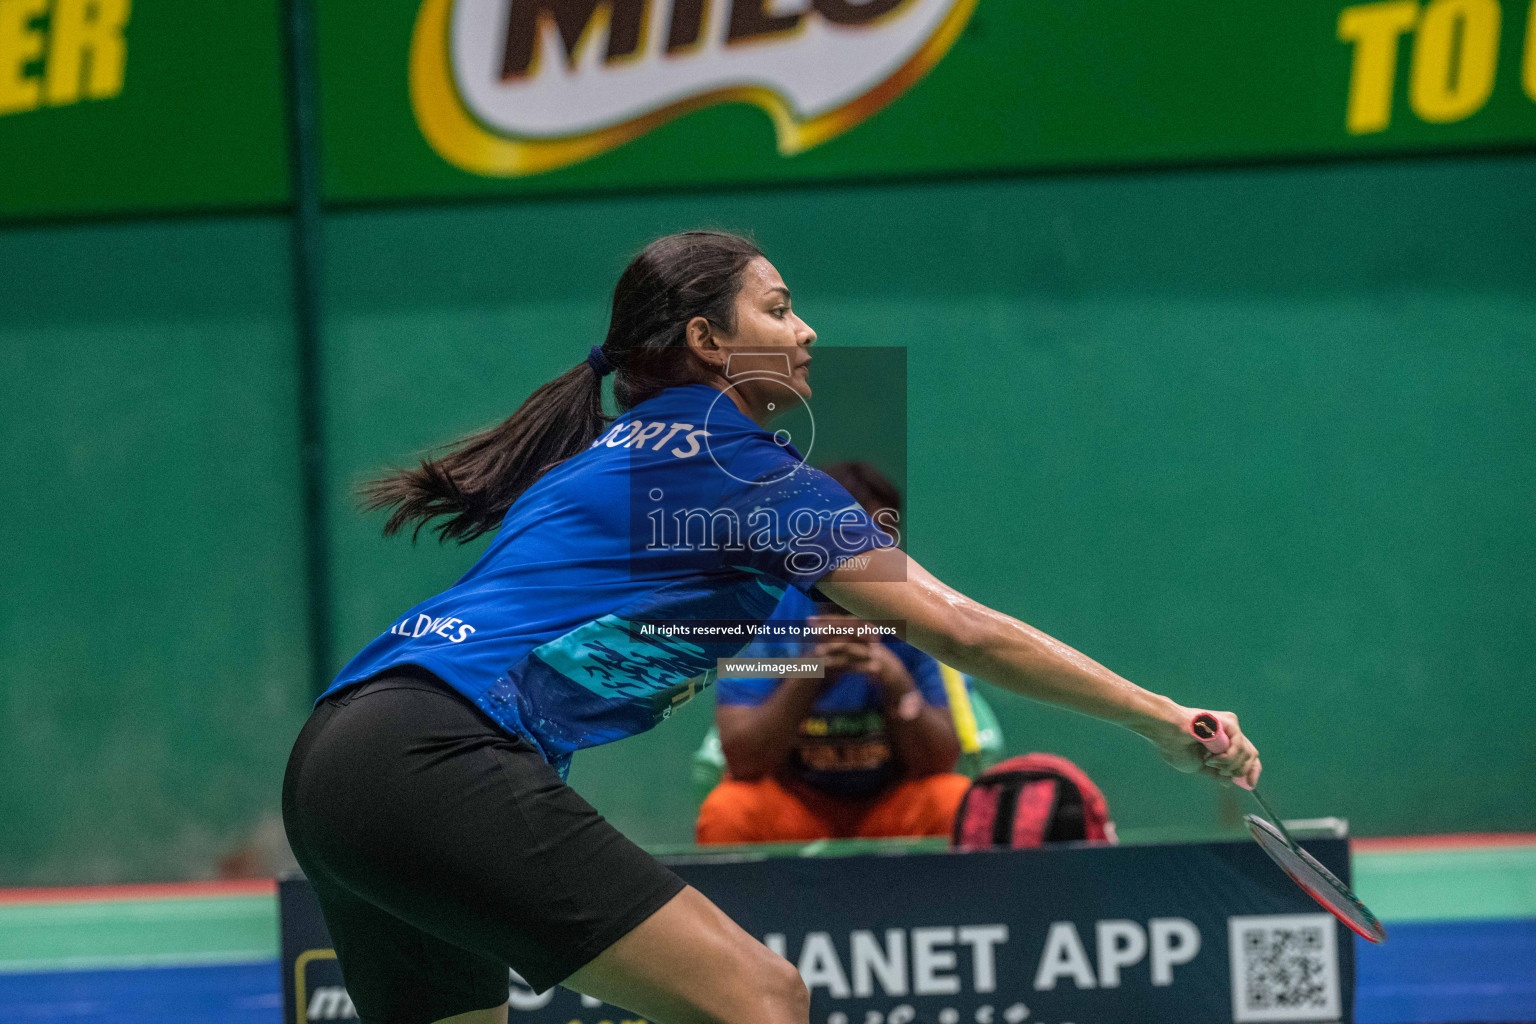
707, 422, 798, 464
706, 435, 827, 501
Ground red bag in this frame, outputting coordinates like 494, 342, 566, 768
951, 753, 1116, 850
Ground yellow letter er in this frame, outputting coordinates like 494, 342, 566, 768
0, 0, 47, 115
45, 0, 129, 106
1338, 0, 1421, 133
1525, 0, 1536, 101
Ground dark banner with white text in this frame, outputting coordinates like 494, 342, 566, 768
282, 838, 1356, 1024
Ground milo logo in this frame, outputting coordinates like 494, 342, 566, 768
409, 0, 977, 176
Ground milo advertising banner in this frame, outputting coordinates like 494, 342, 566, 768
5, 0, 1533, 215
318, 0, 1536, 201
281, 838, 1358, 1024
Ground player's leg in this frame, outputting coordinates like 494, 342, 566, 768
564, 885, 809, 1024
431, 1008, 507, 1024
289, 675, 803, 1023
433, 1007, 509, 1024
286, 696, 513, 1024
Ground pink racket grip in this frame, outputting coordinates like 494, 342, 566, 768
1189, 712, 1256, 790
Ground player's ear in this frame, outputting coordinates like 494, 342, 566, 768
685, 315, 715, 347
685, 316, 727, 373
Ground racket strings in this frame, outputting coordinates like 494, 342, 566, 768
1246, 815, 1387, 943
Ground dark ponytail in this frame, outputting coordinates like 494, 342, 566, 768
361, 230, 763, 543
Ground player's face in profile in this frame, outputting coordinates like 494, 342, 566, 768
719, 257, 817, 411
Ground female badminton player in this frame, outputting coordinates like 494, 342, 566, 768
281, 230, 1260, 1024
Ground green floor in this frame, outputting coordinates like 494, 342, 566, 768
0, 895, 277, 973
1, 843, 1532, 974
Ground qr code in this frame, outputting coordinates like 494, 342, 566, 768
1228, 914, 1341, 1022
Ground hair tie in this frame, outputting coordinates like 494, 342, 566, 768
587, 345, 614, 377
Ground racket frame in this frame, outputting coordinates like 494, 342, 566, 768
1188, 711, 1388, 944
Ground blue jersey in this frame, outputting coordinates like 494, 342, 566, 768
716, 590, 950, 798
323, 384, 894, 777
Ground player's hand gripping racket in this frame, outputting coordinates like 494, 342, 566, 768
1190, 712, 1387, 944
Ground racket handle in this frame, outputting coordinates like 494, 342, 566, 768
1189, 712, 1256, 790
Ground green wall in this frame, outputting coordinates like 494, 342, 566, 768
2, 153, 1531, 883
321, 154, 1535, 846
0, 217, 312, 884
2, 0, 1531, 887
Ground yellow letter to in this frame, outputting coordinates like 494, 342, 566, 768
1410, 0, 1500, 122
0, 0, 47, 115
1338, 0, 1421, 133
45, 0, 129, 106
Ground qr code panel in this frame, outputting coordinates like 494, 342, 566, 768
1228, 914, 1341, 1023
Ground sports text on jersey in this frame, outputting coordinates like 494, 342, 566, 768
591, 420, 710, 456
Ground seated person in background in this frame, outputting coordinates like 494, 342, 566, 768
696, 462, 972, 845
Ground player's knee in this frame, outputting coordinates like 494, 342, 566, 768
713, 941, 806, 1024
759, 951, 809, 1023
429, 1004, 507, 1024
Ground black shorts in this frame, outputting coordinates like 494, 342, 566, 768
281, 668, 686, 1024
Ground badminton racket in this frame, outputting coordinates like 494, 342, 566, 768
1190, 711, 1387, 943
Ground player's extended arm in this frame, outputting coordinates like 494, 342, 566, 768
818, 548, 1261, 782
